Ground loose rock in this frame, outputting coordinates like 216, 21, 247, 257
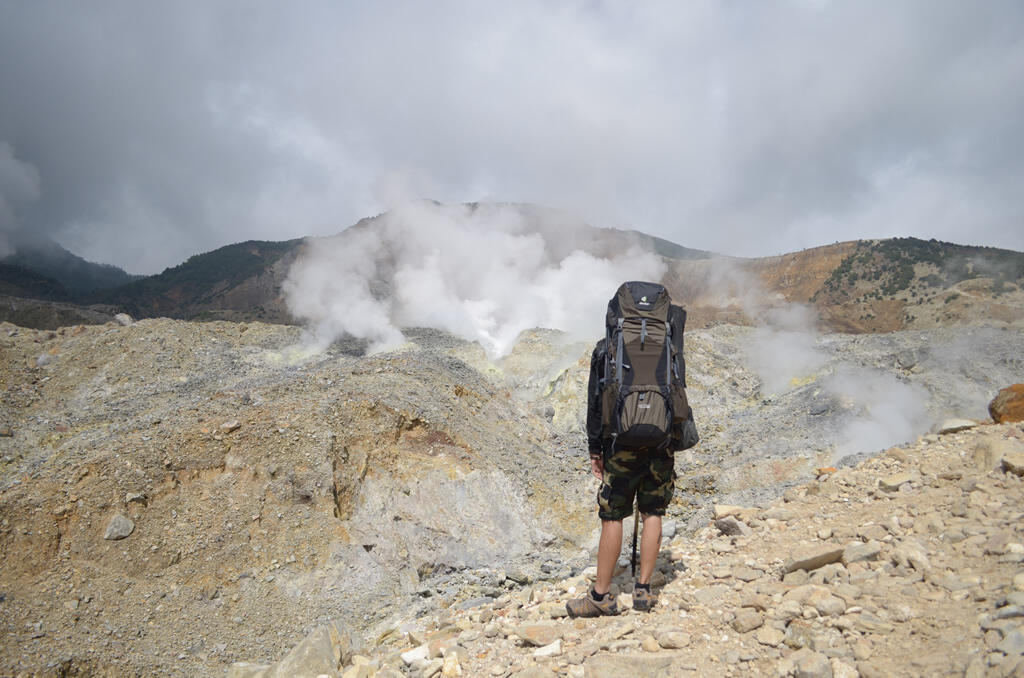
715, 516, 751, 536
784, 545, 844, 574
103, 514, 135, 540
713, 505, 745, 520
842, 540, 882, 565
1003, 451, 1024, 477
516, 624, 561, 647
655, 629, 690, 649
938, 418, 976, 434
731, 609, 763, 633
756, 626, 784, 647
989, 384, 1024, 423
879, 473, 916, 492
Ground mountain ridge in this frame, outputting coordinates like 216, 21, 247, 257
1, 238, 142, 297
2, 203, 1022, 334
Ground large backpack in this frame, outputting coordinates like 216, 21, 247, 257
599, 281, 698, 452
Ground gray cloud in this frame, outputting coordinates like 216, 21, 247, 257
0, 142, 41, 256
1, 1, 1022, 273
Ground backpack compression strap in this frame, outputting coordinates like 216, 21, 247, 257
615, 317, 624, 384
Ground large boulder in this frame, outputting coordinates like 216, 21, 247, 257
990, 384, 1024, 423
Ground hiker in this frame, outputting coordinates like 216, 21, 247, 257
566, 282, 697, 617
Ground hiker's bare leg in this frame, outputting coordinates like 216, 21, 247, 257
637, 513, 662, 585
595, 519, 623, 595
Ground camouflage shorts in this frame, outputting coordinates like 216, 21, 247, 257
597, 447, 675, 521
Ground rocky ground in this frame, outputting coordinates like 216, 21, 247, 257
231, 421, 1024, 678
1, 316, 1023, 676
0, 295, 118, 331
0, 318, 593, 677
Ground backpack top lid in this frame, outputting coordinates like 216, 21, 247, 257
609, 281, 671, 322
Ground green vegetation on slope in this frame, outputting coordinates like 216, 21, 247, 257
0, 263, 72, 301
2, 243, 141, 297
813, 237, 1024, 302
97, 239, 301, 316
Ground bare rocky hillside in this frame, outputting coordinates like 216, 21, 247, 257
1, 316, 1023, 676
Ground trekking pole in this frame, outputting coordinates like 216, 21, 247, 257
630, 501, 640, 578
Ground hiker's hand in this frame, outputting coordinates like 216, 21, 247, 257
590, 456, 604, 480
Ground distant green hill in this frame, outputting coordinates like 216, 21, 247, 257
0, 262, 72, 301
814, 237, 1024, 302
2, 240, 141, 296
96, 239, 302, 318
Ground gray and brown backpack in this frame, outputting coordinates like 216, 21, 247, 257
599, 281, 698, 452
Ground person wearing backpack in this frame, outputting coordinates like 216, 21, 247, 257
566, 282, 698, 617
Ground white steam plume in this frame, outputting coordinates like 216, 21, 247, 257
743, 303, 828, 394
283, 202, 667, 356
734, 275, 933, 458
827, 368, 931, 461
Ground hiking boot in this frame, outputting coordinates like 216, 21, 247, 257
565, 586, 619, 618
632, 584, 655, 612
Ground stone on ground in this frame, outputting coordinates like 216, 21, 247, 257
1003, 451, 1024, 477
715, 516, 752, 536
990, 384, 1024, 423
516, 623, 561, 647
253, 622, 354, 678
654, 629, 690, 649
103, 514, 135, 540
783, 545, 844, 574
842, 540, 882, 565
879, 472, 916, 492
228, 663, 270, 678
713, 504, 745, 520
731, 609, 764, 633
938, 418, 976, 434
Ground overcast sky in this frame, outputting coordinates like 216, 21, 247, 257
1, 1, 1022, 274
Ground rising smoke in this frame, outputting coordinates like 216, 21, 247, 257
826, 368, 931, 460
743, 303, 828, 395
283, 202, 667, 356
736, 280, 934, 458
